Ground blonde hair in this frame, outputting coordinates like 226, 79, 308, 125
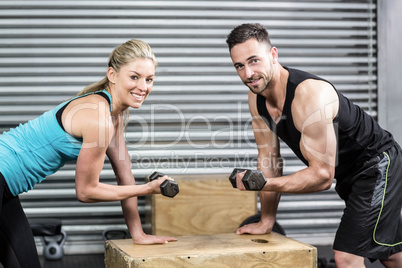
76, 39, 157, 128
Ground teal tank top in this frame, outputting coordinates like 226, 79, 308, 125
0, 90, 112, 196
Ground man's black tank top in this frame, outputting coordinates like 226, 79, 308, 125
257, 67, 394, 196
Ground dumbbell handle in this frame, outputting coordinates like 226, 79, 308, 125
148, 172, 179, 198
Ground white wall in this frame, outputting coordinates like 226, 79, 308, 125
377, 0, 402, 144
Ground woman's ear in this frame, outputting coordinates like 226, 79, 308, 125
107, 67, 116, 84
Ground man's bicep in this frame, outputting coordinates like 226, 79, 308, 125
293, 80, 339, 168
299, 116, 337, 169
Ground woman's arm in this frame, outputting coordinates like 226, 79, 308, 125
106, 114, 176, 244
72, 109, 157, 202
65, 96, 174, 244
63, 95, 161, 202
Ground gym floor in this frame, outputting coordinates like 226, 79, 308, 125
29, 245, 382, 268
38, 254, 104, 268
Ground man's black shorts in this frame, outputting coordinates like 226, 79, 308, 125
334, 143, 402, 261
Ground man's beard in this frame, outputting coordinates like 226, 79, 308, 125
244, 64, 275, 95
245, 74, 273, 95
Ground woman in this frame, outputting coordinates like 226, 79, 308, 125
0, 39, 176, 268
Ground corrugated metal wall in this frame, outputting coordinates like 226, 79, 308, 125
0, 0, 376, 253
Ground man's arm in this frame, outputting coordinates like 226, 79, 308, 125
236, 91, 283, 234
262, 79, 339, 193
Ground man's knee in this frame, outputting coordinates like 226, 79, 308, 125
380, 251, 402, 268
333, 250, 365, 268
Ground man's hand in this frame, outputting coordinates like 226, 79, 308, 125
235, 170, 247, 191
236, 220, 271, 235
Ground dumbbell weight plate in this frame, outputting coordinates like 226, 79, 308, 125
242, 170, 267, 191
160, 179, 179, 198
149, 171, 166, 181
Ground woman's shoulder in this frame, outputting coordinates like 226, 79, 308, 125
68, 93, 111, 114
62, 93, 113, 139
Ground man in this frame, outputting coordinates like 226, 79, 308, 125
226, 23, 402, 268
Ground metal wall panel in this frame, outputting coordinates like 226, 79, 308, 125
0, 0, 377, 253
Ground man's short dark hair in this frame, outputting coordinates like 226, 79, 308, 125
226, 23, 272, 51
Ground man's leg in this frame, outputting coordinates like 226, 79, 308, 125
380, 251, 402, 268
333, 250, 365, 268
334, 145, 402, 265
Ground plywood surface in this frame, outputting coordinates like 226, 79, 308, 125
105, 232, 317, 268
151, 174, 257, 236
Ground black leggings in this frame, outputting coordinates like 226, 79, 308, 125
0, 173, 41, 268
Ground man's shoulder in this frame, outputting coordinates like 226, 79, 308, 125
247, 91, 259, 116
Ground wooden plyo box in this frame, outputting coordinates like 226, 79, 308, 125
150, 175, 258, 236
105, 232, 317, 268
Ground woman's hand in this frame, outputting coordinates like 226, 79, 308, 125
132, 232, 177, 245
146, 175, 175, 195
